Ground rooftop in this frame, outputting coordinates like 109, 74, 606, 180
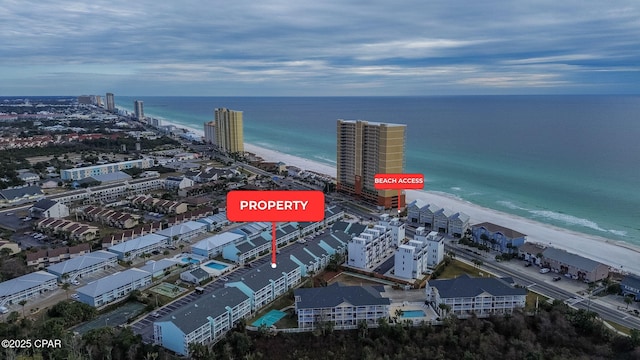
473, 222, 527, 239
542, 247, 604, 272
156, 287, 249, 334
0, 271, 57, 298
428, 274, 526, 298
295, 282, 390, 309
46, 250, 117, 276
77, 268, 150, 297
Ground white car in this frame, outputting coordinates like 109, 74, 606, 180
539, 268, 551, 274
71, 294, 80, 300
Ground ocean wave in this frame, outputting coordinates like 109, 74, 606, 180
608, 229, 628, 237
313, 154, 336, 164
450, 187, 462, 191
528, 210, 622, 235
496, 200, 528, 211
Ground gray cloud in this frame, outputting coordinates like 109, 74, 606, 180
1, 0, 639, 95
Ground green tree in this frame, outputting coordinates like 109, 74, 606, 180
18, 299, 27, 317
61, 282, 71, 299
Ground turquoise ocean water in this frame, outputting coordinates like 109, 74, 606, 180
117, 96, 640, 246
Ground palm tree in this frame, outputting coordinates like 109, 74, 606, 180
61, 283, 71, 299
18, 299, 27, 317
624, 295, 633, 309
438, 303, 451, 317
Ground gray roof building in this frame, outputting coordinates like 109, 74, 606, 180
0, 185, 43, 201
331, 221, 367, 237
77, 268, 150, 297
428, 274, 526, 298
157, 287, 249, 335
542, 247, 604, 272
46, 250, 117, 278
295, 283, 390, 309
238, 258, 298, 292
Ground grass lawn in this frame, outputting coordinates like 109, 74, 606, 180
438, 259, 487, 279
328, 273, 387, 287
605, 320, 632, 336
525, 291, 550, 312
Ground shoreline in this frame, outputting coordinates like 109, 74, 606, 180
158, 118, 640, 276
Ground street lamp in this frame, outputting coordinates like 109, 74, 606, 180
105, 317, 109, 327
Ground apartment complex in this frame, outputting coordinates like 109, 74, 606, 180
60, 159, 154, 181
336, 120, 406, 208
0, 271, 58, 307
294, 283, 390, 330
76, 268, 152, 307
394, 228, 444, 280
214, 108, 244, 153
471, 222, 526, 254
153, 287, 251, 356
134, 100, 144, 122
426, 274, 527, 318
346, 223, 395, 270
106, 93, 115, 112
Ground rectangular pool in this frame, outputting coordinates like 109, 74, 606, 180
204, 262, 229, 271
182, 257, 201, 264
401, 310, 426, 318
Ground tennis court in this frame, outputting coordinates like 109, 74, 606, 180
251, 309, 286, 327
149, 282, 187, 298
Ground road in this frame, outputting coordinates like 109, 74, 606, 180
445, 244, 640, 330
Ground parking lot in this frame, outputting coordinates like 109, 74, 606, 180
130, 228, 327, 344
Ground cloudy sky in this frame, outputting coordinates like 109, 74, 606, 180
1, 1, 639, 96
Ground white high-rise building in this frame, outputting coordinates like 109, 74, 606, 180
134, 100, 144, 122
393, 227, 444, 279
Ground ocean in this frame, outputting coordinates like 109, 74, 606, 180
116, 96, 640, 246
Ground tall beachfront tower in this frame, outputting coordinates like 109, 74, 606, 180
134, 100, 144, 122
214, 108, 244, 153
204, 120, 216, 145
337, 120, 406, 209
106, 93, 115, 112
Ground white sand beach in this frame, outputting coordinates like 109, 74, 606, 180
163, 120, 640, 275
243, 142, 640, 276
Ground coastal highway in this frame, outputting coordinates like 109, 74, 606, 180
445, 244, 640, 330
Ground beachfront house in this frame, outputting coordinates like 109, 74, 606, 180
620, 274, 640, 301
540, 248, 609, 283
471, 222, 526, 254
406, 200, 439, 229
519, 242, 545, 266
447, 212, 470, 238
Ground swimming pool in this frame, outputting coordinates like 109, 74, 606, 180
181, 257, 201, 264
252, 310, 286, 327
401, 310, 426, 318
204, 262, 229, 271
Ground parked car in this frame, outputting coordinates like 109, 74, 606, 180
540, 268, 551, 274
552, 276, 562, 281
524, 262, 532, 267
71, 294, 80, 300
152, 312, 160, 318
71, 280, 80, 285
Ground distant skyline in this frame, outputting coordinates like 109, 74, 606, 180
1, 1, 639, 96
